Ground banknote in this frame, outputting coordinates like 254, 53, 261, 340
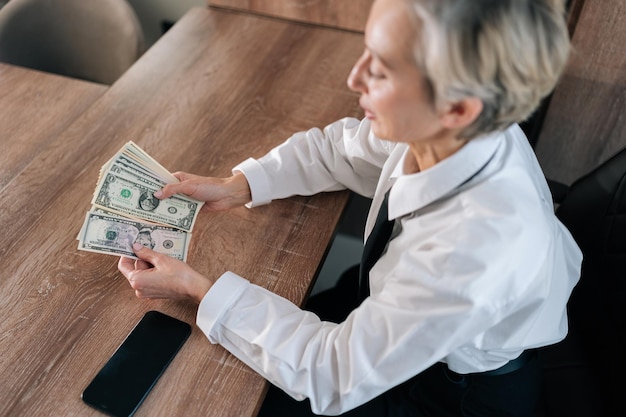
78, 212, 191, 261
113, 153, 169, 186
81, 141, 203, 261
94, 142, 192, 205
92, 172, 199, 232
93, 142, 204, 230
121, 141, 178, 183
101, 146, 177, 186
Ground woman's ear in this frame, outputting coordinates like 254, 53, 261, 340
439, 97, 483, 130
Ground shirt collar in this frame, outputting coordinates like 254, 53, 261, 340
387, 131, 503, 219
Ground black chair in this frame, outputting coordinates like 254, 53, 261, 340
0, 0, 145, 84
537, 147, 626, 416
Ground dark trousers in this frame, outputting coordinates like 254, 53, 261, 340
258, 266, 542, 417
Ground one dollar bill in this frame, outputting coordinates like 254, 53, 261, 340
92, 172, 199, 232
80, 141, 202, 261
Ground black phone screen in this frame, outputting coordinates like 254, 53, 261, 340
82, 311, 191, 417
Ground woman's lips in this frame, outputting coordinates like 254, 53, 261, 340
360, 101, 375, 120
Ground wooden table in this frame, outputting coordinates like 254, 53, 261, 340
0, 63, 106, 191
208, 0, 373, 32
0, 7, 363, 417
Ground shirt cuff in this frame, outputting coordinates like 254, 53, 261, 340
232, 158, 272, 207
196, 271, 250, 343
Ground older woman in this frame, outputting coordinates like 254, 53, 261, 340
118, 0, 582, 415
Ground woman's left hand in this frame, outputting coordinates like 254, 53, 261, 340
118, 243, 213, 303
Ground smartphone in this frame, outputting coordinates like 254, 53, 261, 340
82, 311, 191, 417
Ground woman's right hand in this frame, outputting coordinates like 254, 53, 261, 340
154, 171, 252, 212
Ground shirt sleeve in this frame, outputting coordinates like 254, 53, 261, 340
195, 184, 580, 415
233, 117, 393, 207
195, 234, 501, 415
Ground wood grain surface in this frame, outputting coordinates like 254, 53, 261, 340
0, 7, 363, 417
209, 0, 374, 32
0, 64, 106, 191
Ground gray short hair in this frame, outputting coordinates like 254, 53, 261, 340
405, 0, 571, 139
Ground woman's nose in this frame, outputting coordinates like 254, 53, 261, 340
347, 52, 368, 93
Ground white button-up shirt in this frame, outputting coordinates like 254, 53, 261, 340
196, 117, 582, 415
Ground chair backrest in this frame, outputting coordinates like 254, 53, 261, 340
0, 0, 145, 84
539, 146, 626, 416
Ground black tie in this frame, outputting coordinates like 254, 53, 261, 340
359, 191, 395, 300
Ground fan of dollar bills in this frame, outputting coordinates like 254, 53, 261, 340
77, 142, 204, 262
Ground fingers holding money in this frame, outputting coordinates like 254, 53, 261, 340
118, 244, 213, 303
79, 142, 201, 263
154, 172, 205, 201
156, 172, 252, 212
134, 257, 153, 271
